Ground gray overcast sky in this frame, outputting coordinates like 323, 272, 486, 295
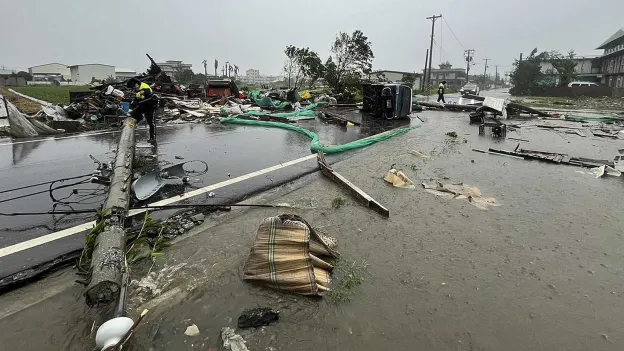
1, 0, 622, 76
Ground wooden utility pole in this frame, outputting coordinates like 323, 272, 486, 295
422, 49, 429, 90
86, 117, 136, 305
425, 14, 442, 87
464, 49, 475, 81
494, 65, 499, 88
483, 58, 490, 89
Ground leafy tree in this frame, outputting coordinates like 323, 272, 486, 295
283, 45, 324, 89
103, 75, 117, 84
192, 73, 206, 85
509, 48, 546, 95
174, 69, 194, 85
439, 61, 452, 69
326, 30, 374, 93
548, 50, 577, 87
14, 71, 33, 81
400, 73, 418, 88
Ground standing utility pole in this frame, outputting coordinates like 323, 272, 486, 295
483, 58, 490, 89
425, 14, 442, 88
494, 65, 499, 89
464, 49, 475, 79
422, 49, 429, 90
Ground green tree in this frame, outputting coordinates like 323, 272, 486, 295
548, 50, 577, 87
283, 45, 324, 89
326, 30, 374, 93
509, 48, 546, 95
192, 73, 207, 85
14, 71, 33, 81
175, 69, 194, 85
400, 73, 418, 88
439, 61, 452, 69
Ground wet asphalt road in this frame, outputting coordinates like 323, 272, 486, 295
0, 110, 413, 278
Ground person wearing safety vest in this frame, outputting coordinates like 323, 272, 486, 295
127, 78, 157, 144
437, 80, 447, 103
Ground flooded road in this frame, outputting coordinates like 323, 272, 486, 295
3, 99, 624, 350
0, 115, 408, 278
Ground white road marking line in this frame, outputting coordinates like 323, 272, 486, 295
0, 153, 317, 258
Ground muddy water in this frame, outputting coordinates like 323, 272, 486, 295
121, 111, 624, 350
3, 108, 624, 350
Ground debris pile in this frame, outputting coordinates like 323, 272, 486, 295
421, 180, 500, 210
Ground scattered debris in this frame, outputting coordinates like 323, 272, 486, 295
243, 214, 339, 296
184, 324, 200, 336
472, 149, 525, 160
238, 308, 279, 329
489, 144, 613, 168
132, 160, 208, 200
221, 327, 249, 351
384, 167, 415, 189
445, 131, 458, 138
318, 152, 389, 217
421, 180, 500, 210
591, 165, 621, 178
410, 150, 432, 159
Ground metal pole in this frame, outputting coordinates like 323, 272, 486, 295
483, 58, 490, 90
426, 15, 442, 87
422, 49, 429, 90
86, 117, 136, 306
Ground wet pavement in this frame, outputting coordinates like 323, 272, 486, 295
4, 90, 624, 350
0, 113, 410, 278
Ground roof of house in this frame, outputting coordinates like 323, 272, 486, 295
597, 28, 624, 49
373, 70, 422, 76
68, 63, 115, 68
28, 63, 67, 69
115, 68, 137, 73
0, 69, 15, 75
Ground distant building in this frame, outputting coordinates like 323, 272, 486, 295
422, 68, 467, 88
115, 68, 137, 81
69, 64, 115, 85
0, 68, 16, 75
28, 63, 71, 81
372, 70, 423, 91
539, 55, 602, 84
241, 69, 282, 85
0, 76, 26, 87
156, 60, 192, 81
597, 28, 624, 88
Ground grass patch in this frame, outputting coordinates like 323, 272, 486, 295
0, 86, 42, 113
329, 260, 369, 303
331, 197, 345, 209
445, 131, 458, 138
12, 85, 91, 105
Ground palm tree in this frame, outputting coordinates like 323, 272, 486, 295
214, 59, 218, 77
225, 61, 230, 77
234, 65, 239, 76
228, 65, 233, 77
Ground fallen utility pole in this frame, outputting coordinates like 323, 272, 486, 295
86, 117, 136, 306
317, 151, 389, 218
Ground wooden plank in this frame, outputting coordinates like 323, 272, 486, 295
317, 152, 389, 218
320, 110, 361, 126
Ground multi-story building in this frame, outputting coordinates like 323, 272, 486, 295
422, 68, 467, 88
597, 28, 624, 88
156, 60, 193, 81
539, 55, 602, 84
240, 69, 282, 85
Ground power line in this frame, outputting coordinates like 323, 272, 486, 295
442, 17, 466, 50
